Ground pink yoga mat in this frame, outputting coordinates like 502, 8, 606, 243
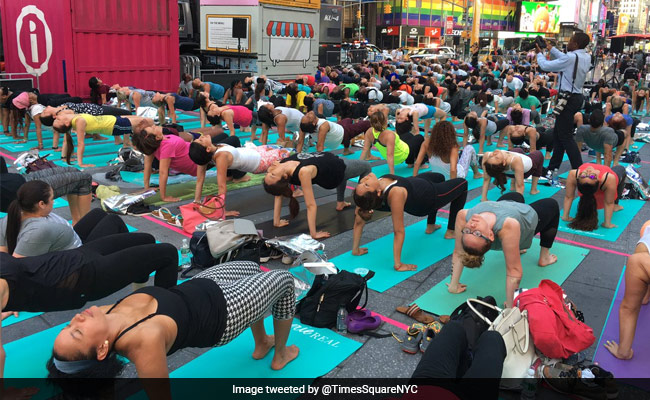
594, 273, 650, 378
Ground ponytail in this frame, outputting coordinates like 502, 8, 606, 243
64, 132, 74, 165
6, 180, 52, 254
263, 177, 300, 218
484, 162, 508, 193
569, 183, 599, 231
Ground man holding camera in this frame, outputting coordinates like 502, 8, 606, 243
536, 33, 592, 171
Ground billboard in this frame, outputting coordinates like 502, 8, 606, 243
519, 1, 561, 33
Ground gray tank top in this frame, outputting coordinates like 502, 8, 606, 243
465, 200, 538, 251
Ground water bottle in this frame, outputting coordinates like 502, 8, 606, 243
180, 239, 191, 269
336, 305, 347, 333
551, 168, 559, 187
520, 368, 537, 400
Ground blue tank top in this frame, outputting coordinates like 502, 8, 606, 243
208, 82, 225, 101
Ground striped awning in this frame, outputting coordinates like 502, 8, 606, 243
266, 21, 314, 38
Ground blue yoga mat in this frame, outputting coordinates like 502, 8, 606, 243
559, 199, 646, 242
53, 152, 118, 168
330, 218, 455, 292
464, 180, 562, 209
2, 311, 43, 327
120, 170, 217, 186
412, 239, 589, 315
171, 317, 361, 378
4, 323, 65, 377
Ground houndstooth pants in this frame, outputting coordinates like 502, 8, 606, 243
192, 261, 296, 346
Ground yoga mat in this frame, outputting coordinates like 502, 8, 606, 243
144, 173, 265, 206
464, 180, 562, 209
412, 239, 589, 315
175, 113, 200, 121
4, 323, 66, 378
330, 218, 455, 292
2, 311, 43, 327
53, 152, 119, 168
171, 317, 362, 378
593, 267, 650, 377
559, 199, 646, 242
120, 170, 218, 186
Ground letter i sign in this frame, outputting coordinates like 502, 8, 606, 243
16, 5, 53, 76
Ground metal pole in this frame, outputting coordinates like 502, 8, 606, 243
358, 0, 362, 41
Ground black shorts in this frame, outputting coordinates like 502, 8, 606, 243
615, 129, 625, 147
112, 116, 132, 136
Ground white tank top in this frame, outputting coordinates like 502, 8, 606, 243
404, 103, 429, 116
215, 145, 261, 173
638, 225, 650, 254
316, 119, 344, 150
503, 150, 532, 174
277, 107, 304, 133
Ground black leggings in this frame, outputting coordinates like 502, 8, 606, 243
497, 192, 559, 249
73, 208, 128, 243
399, 133, 425, 165
211, 133, 246, 179
418, 172, 468, 230
76, 232, 178, 297
100, 105, 131, 116
535, 127, 554, 152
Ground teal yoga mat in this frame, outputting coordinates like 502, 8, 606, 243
171, 317, 361, 378
464, 180, 562, 209
4, 323, 65, 377
412, 239, 589, 315
559, 199, 646, 242
2, 311, 43, 327
330, 218, 455, 292
53, 152, 118, 168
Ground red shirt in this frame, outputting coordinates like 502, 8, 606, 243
577, 163, 618, 209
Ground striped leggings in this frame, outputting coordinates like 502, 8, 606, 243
192, 261, 296, 346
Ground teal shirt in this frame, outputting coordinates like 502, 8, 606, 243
515, 95, 541, 110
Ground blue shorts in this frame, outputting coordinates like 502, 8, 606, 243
423, 105, 437, 120
112, 117, 132, 136
605, 114, 633, 127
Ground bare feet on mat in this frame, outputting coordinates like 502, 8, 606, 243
343, 148, 353, 156
538, 253, 557, 267
292, 188, 304, 198
604, 340, 633, 360
233, 175, 251, 183
444, 230, 455, 239
530, 189, 540, 195
336, 201, 351, 211
252, 335, 275, 360
425, 224, 441, 234
394, 263, 417, 272
614, 204, 624, 212
271, 345, 300, 370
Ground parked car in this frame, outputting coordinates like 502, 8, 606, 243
409, 47, 456, 64
341, 43, 392, 64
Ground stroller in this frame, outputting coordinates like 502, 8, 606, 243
623, 67, 640, 82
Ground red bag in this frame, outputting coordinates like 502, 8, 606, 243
514, 279, 595, 359
179, 195, 225, 234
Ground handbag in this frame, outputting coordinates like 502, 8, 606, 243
25, 155, 56, 173
466, 298, 536, 383
205, 219, 259, 259
179, 195, 225, 234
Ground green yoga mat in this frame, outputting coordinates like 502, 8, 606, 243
53, 152, 118, 168
559, 199, 646, 242
4, 323, 65, 377
171, 317, 362, 378
330, 218, 456, 292
412, 239, 590, 315
464, 180, 562, 209
121, 170, 218, 186
144, 173, 265, 206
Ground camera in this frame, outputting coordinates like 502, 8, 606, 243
524, 35, 548, 52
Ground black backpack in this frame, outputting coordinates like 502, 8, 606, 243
449, 295, 499, 352
297, 270, 374, 328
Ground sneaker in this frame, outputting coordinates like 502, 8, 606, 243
542, 365, 608, 400
419, 327, 435, 353
259, 245, 283, 262
401, 327, 422, 354
588, 149, 596, 156
586, 365, 618, 400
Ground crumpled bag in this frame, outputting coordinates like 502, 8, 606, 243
265, 234, 325, 258
102, 189, 156, 214
286, 250, 337, 302
625, 165, 650, 200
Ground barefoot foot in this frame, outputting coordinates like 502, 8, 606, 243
614, 204, 624, 212
343, 148, 353, 156
252, 335, 275, 360
444, 230, 455, 239
426, 224, 441, 234
292, 188, 303, 198
530, 189, 540, 195
233, 175, 251, 183
336, 201, 351, 211
538, 254, 558, 267
271, 345, 300, 370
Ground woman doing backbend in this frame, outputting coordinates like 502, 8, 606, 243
481, 149, 544, 200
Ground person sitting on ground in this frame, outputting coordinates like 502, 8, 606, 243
192, 78, 225, 103
43, 261, 297, 392
562, 163, 626, 231
605, 94, 631, 117
197, 93, 253, 135
222, 79, 246, 106
189, 136, 292, 216
413, 121, 482, 180
88, 76, 114, 105
448, 192, 559, 307
303, 95, 336, 119
514, 88, 541, 124
257, 104, 304, 147
131, 124, 237, 203
152, 92, 198, 124
353, 172, 468, 271
604, 220, 650, 360
575, 109, 625, 167
481, 149, 544, 200
0, 181, 128, 257
360, 111, 423, 171
395, 103, 447, 138
505, 105, 531, 126
462, 111, 509, 154
297, 111, 345, 153
263, 152, 371, 239
0, 157, 92, 223
178, 73, 193, 97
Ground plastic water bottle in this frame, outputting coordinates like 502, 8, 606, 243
520, 368, 537, 399
551, 168, 559, 187
180, 239, 191, 269
336, 305, 347, 333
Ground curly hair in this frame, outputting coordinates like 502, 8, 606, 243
460, 252, 485, 268
484, 160, 508, 193
427, 120, 458, 159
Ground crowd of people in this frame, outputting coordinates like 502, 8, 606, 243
0, 32, 649, 398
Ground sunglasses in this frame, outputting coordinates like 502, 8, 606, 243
578, 173, 597, 180
461, 228, 492, 243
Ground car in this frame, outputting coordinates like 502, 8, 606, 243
341, 43, 392, 64
409, 47, 455, 64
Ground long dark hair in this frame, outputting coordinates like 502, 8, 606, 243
6, 180, 52, 254
484, 161, 508, 193
52, 122, 75, 164
263, 177, 299, 218
395, 116, 413, 136
353, 189, 382, 221
286, 84, 299, 109
188, 141, 213, 165
88, 77, 101, 104
569, 182, 599, 231
47, 351, 125, 396
131, 129, 162, 156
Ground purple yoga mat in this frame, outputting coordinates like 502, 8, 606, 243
594, 276, 650, 378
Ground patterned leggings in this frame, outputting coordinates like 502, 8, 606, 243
25, 166, 92, 197
457, 146, 478, 179
192, 261, 296, 346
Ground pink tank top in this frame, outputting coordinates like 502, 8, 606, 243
226, 105, 252, 127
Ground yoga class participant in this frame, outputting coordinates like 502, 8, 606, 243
46, 262, 298, 388
497, 124, 553, 160
353, 172, 468, 271
360, 111, 423, 171
481, 149, 544, 200
604, 220, 650, 360
198, 94, 253, 134
189, 135, 293, 215
395, 103, 447, 137
448, 192, 559, 307
263, 152, 371, 239
339, 118, 372, 155
297, 111, 345, 153
192, 78, 226, 102
575, 109, 625, 167
462, 111, 509, 154
562, 163, 626, 230
257, 104, 304, 146
152, 92, 198, 124
413, 120, 482, 180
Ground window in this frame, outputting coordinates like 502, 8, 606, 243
178, 4, 185, 25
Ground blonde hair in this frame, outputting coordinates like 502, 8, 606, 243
461, 252, 484, 268
370, 110, 387, 132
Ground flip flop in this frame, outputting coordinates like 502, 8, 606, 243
396, 304, 435, 325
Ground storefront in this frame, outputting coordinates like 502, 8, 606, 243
401, 26, 425, 48
378, 25, 400, 50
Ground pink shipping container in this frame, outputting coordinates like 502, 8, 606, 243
1, 0, 179, 98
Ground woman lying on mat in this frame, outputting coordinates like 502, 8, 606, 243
152, 92, 199, 124
448, 192, 559, 307
52, 114, 149, 168
359, 111, 422, 171
605, 220, 650, 360
413, 120, 482, 180
562, 163, 626, 231
44, 262, 298, 389
189, 135, 293, 216
131, 125, 240, 203
481, 149, 545, 200
353, 172, 468, 272
263, 152, 371, 239
0, 157, 92, 223
0, 181, 127, 257
197, 94, 254, 135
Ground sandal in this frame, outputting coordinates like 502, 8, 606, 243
151, 207, 183, 228
396, 304, 435, 324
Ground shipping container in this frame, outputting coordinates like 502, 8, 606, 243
259, 0, 320, 10
1, 0, 179, 98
